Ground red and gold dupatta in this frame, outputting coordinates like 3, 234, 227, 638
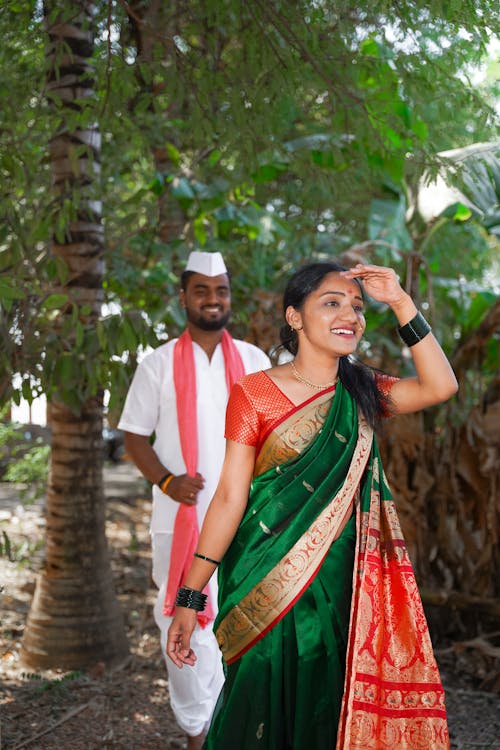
337, 456, 449, 749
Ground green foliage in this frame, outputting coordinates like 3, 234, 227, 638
363, 160, 499, 402
20, 670, 84, 694
3, 443, 50, 502
0, 530, 15, 562
368, 195, 413, 256
0, 416, 49, 503
0, 529, 44, 566
0, 0, 498, 415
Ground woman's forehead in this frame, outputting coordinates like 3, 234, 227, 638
313, 272, 363, 299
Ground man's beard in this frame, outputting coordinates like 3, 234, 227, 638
186, 308, 231, 331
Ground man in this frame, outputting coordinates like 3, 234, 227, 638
118, 251, 270, 750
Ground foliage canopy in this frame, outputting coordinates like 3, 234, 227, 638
0, 0, 498, 415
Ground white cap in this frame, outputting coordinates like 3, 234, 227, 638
185, 251, 227, 277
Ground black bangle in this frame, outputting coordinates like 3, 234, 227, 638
397, 311, 431, 347
175, 586, 207, 612
194, 552, 221, 566
157, 472, 172, 489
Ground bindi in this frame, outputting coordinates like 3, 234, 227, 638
347, 288, 363, 302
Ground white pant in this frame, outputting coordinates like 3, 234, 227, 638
152, 532, 225, 736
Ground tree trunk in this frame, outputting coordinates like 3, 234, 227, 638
22, 399, 128, 668
21, 1, 128, 669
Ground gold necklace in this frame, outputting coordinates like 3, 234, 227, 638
291, 361, 338, 390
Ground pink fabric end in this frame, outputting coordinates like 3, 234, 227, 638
164, 330, 245, 625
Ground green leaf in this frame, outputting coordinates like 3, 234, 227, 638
207, 149, 222, 167
193, 216, 208, 245
311, 151, 348, 171
412, 118, 429, 141
251, 163, 288, 183
171, 177, 195, 202
43, 294, 68, 310
96, 321, 107, 349
464, 291, 497, 332
0, 280, 25, 301
122, 318, 137, 352
383, 128, 403, 149
21, 379, 33, 402
75, 320, 84, 348
393, 102, 411, 128
165, 142, 181, 167
367, 197, 412, 254
442, 202, 473, 221
53, 353, 78, 386
59, 388, 83, 414
149, 172, 165, 196
214, 204, 238, 222
359, 38, 380, 57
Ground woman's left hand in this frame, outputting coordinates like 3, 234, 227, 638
341, 263, 409, 310
167, 607, 198, 668
342, 264, 458, 414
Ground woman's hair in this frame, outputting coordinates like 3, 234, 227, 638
279, 261, 388, 429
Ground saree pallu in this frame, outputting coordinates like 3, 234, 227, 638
204, 384, 449, 750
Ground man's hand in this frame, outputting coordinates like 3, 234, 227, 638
166, 473, 205, 505
167, 608, 198, 668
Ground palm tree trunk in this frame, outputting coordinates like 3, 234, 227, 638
21, 1, 128, 669
22, 399, 128, 668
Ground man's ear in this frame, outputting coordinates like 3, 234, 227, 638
179, 289, 186, 309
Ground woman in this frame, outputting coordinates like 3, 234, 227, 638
167, 262, 457, 750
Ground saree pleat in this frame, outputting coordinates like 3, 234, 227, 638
205, 513, 357, 750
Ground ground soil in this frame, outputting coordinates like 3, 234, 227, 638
1, 462, 499, 750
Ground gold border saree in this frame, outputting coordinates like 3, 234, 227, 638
206, 383, 449, 750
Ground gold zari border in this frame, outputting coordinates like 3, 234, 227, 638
216, 415, 373, 663
255, 389, 333, 476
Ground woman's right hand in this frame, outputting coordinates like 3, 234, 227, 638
167, 607, 198, 668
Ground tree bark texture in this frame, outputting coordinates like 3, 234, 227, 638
21, 1, 128, 669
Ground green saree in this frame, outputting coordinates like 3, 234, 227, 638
204, 380, 449, 750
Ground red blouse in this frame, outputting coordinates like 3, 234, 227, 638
225, 370, 398, 447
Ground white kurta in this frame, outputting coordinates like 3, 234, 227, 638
118, 336, 270, 735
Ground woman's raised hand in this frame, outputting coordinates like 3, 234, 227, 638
341, 263, 409, 310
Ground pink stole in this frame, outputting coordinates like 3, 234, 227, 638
163, 329, 245, 626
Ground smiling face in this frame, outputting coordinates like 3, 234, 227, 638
286, 272, 366, 357
181, 272, 231, 331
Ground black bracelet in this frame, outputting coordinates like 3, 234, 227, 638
397, 311, 431, 347
157, 472, 172, 489
175, 586, 207, 612
194, 552, 221, 565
